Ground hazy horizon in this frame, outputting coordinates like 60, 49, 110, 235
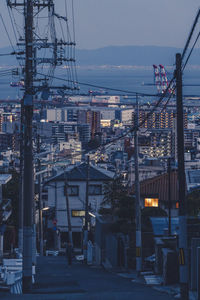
0, 1, 199, 50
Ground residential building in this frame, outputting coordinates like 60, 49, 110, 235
135, 109, 188, 130
45, 163, 114, 247
78, 110, 101, 138
132, 170, 179, 216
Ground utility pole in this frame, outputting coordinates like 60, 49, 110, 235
19, 99, 24, 254
23, 0, 34, 292
83, 156, 90, 260
6, 0, 78, 288
37, 135, 43, 255
167, 158, 171, 236
64, 171, 73, 247
134, 94, 142, 275
176, 53, 189, 300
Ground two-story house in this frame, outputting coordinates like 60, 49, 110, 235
45, 163, 114, 248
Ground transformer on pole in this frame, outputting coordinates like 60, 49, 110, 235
7, 0, 78, 292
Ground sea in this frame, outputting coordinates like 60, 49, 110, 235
1, 66, 200, 103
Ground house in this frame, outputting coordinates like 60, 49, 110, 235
45, 163, 114, 247
132, 170, 179, 216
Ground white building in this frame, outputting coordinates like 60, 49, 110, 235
45, 163, 114, 247
59, 140, 82, 163
121, 109, 134, 125
46, 109, 63, 122
59, 140, 81, 152
101, 110, 115, 121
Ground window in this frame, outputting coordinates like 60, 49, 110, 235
88, 185, 102, 195
42, 194, 48, 200
68, 185, 79, 196
144, 198, 159, 207
71, 210, 85, 217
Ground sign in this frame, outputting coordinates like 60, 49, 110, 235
179, 248, 185, 265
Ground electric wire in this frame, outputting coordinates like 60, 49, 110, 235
37, 71, 163, 97
0, 13, 16, 53
182, 31, 200, 71
182, 8, 200, 61
34, 78, 176, 167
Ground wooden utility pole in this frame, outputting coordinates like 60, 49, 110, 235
176, 53, 189, 300
23, 0, 34, 293
134, 94, 142, 275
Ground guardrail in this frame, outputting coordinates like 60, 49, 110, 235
0, 259, 35, 294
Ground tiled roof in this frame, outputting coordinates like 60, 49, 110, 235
46, 163, 114, 183
132, 170, 178, 203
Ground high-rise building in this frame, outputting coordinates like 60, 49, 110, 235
134, 109, 188, 129
78, 110, 100, 138
77, 124, 91, 148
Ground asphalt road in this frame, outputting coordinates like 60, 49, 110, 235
1, 256, 175, 300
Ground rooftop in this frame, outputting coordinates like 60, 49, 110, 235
46, 163, 114, 183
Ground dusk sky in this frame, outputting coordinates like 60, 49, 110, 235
0, 1, 199, 50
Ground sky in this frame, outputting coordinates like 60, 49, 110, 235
0, 0, 199, 50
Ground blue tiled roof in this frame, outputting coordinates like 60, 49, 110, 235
47, 163, 113, 182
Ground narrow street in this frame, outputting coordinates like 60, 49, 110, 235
2, 256, 174, 300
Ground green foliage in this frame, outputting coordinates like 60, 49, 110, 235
103, 176, 127, 209
186, 189, 200, 217
100, 176, 135, 234
88, 138, 101, 150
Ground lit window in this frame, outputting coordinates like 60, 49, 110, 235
144, 198, 159, 207
72, 210, 85, 217
176, 202, 179, 209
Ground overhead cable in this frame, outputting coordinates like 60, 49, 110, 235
182, 8, 200, 61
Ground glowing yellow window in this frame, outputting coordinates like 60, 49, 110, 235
144, 198, 159, 207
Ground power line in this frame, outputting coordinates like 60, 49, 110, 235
34, 78, 176, 168
0, 13, 16, 53
36, 71, 162, 97
182, 31, 200, 71
182, 8, 200, 61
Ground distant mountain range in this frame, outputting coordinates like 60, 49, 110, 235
1, 45, 200, 67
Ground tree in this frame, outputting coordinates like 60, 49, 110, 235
100, 176, 135, 234
88, 137, 101, 150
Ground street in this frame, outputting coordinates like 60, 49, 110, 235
1, 256, 174, 300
